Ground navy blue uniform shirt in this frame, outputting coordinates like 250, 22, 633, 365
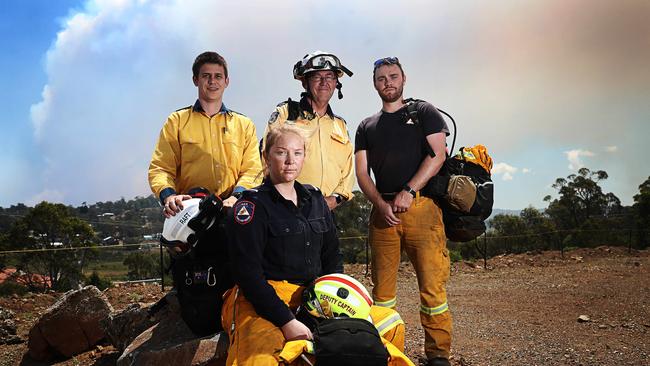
227, 179, 343, 327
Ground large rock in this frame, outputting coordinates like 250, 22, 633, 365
0, 306, 22, 345
27, 285, 113, 361
117, 308, 227, 366
102, 292, 180, 352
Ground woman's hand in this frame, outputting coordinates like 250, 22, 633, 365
280, 319, 313, 341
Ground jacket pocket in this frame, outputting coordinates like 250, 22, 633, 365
179, 129, 205, 145
222, 132, 241, 147
308, 218, 328, 233
269, 220, 304, 236
330, 132, 349, 145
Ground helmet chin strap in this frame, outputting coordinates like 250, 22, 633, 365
302, 83, 343, 100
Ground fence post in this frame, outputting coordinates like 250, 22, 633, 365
628, 228, 633, 254
483, 232, 488, 269
159, 243, 165, 292
365, 236, 370, 277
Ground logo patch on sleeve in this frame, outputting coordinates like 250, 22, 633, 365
268, 111, 279, 124
234, 201, 255, 225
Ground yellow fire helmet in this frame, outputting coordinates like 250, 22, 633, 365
302, 273, 373, 320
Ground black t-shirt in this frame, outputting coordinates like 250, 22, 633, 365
355, 101, 449, 194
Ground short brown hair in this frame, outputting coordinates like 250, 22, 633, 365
192, 52, 228, 78
372, 57, 404, 80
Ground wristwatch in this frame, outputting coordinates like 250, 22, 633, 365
402, 184, 417, 198
333, 194, 344, 204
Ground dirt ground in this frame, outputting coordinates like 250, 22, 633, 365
1, 246, 648, 366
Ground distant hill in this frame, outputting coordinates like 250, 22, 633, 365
490, 208, 522, 217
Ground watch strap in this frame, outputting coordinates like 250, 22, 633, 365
402, 184, 416, 198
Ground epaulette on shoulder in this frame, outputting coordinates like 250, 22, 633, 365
303, 184, 320, 192
276, 100, 289, 108
228, 109, 248, 118
239, 187, 259, 198
175, 105, 192, 112
333, 113, 347, 125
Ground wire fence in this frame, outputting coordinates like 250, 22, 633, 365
0, 228, 647, 256
1, 228, 647, 291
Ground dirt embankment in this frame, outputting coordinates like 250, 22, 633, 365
2, 246, 648, 366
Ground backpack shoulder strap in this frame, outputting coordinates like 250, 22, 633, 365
403, 98, 424, 125
404, 98, 435, 157
286, 98, 301, 121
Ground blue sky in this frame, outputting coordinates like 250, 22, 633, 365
1, 0, 648, 210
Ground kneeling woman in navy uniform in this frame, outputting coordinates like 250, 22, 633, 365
222, 125, 343, 365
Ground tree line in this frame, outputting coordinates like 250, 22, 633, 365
0, 168, 648, 292
335, 168, 649, 263
455, 169, 649, 261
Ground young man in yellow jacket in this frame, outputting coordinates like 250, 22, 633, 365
149, 51, 262, 214
148, 51, 262, 335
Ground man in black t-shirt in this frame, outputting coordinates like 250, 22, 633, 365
354, 57, 452, 366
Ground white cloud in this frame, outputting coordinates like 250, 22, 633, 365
565, 149, 595, 170
30, 85, 52, 140
605, 146, 618, 153
16, 0, 650, 208
26, 189, 65, 206
492, 163, 518, 181
522, 168, 531, 174
27, 0, 498, 205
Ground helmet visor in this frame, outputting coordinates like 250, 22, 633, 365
304, 54, 341, 71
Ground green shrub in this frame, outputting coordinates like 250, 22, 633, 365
0, 281, 28, 297
86, 271, 112, 290
448, 249, 463, 263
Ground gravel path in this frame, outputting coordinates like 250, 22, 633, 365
2, 246, 648, 366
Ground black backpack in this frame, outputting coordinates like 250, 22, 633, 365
436, 154, 494, 242
313, 317, 389, 366
294, 306, 388, 366
404, 98, 494, 242
163, 192, 233, 336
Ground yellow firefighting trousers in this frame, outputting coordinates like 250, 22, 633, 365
370, 196, 452, 359
221, 280, 410, 365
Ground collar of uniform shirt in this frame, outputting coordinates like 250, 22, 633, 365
192, 99, 231, 115
299, 93, 334, 118
262, 179, 312, 205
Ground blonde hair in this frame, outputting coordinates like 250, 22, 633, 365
261, 125, 308, 178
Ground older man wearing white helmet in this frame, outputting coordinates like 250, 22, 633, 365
263, 51, 354, 211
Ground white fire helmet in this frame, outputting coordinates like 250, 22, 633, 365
293, 50, 353, 80
161, 198, 203, 248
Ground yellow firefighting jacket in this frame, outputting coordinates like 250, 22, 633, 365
148, 101, 262, 200
264, 98, 354, 200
